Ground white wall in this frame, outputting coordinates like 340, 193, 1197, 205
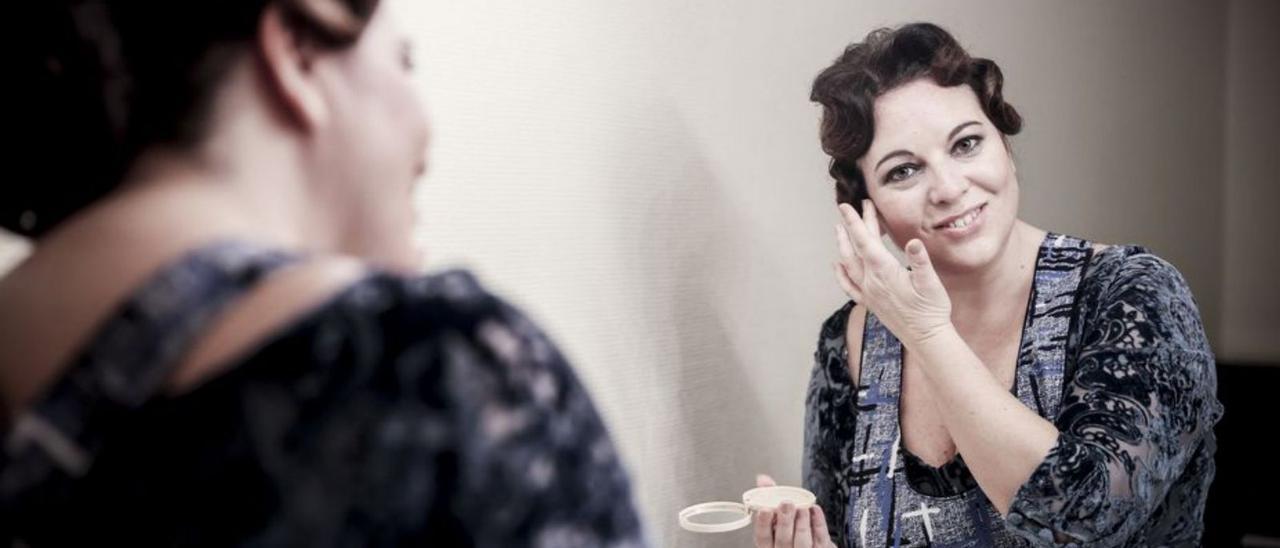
1221, 0, 1280, 364
2, 1, 1274, 545
401, 1, 1232, 545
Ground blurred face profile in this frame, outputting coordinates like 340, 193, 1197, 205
309, 0, 429, 268
856, 78, 1021, 274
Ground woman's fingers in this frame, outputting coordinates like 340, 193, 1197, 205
833, 262, 854, 294
835, 225, 865, 282
839, 203, 886, 268
837, 203, 868, 254
834, 263, 863, 302
774, 503, 796, 548
905, 239, 942, 292
747, 482, 825, 548
754, 509, 774, 548
834, 224, 866, 301
793, 505, 813, 548
835, 224, 856, 263
810, 506, 831, 547
863, 199, 882, 241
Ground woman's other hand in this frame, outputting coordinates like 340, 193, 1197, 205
751, 474, 836, 548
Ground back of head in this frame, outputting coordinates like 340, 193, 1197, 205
810, 22, 1023, 211
6, 0, 379, 239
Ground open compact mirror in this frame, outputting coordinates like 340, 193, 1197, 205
678, 485, 817, 533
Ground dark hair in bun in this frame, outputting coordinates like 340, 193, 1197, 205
810, 22, 1023, 212
6, 0, 380, 237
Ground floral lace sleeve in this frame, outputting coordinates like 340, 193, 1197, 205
803, 301, 858, 548
220, 270, 648, 547
1006, 252, 1223, 547
422, 272, 648, 548
0, 252, 646, 547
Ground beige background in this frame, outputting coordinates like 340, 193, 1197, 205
2, 1, 1276, 545
1222, 0, 1280, 364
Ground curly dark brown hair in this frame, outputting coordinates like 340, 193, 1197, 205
810, 22, 1023, 212
6, 0, 381, 238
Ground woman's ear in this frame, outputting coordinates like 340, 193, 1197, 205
257, 4, 329, 131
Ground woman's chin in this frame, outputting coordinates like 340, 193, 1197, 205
928, 233, 1003, 274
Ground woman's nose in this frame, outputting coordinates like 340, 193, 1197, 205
928, 167, 969, 205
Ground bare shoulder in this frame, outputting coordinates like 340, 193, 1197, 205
845, 304, 867, 385
0, 241, 372, 413
165, 255, 370, 394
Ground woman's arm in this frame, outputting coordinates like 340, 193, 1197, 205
833, 201, 1053, 511
903, 255, 1220, 544
1001, 254, 1221, 545
908, 327, 1058, 514
834, 203, 1221, 546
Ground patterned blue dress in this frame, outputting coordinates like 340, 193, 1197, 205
803, 233, 1222, 547
0, 242, 647, 547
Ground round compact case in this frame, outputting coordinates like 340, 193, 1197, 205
678, 485, 817, 533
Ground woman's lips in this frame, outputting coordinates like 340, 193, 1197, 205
933, 203, 987, 236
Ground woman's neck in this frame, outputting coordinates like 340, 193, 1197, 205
937, 221, 1045, 334
109, 135, 333, 256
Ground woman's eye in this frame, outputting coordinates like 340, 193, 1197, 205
952, 135, 983, 156
885, 164, 919, 183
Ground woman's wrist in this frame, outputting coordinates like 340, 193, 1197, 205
907, 320, 958, 351
906, 322, 979, 381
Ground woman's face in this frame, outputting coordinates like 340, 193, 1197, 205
310, 0, 429, 269
856, 78, 1020, 275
